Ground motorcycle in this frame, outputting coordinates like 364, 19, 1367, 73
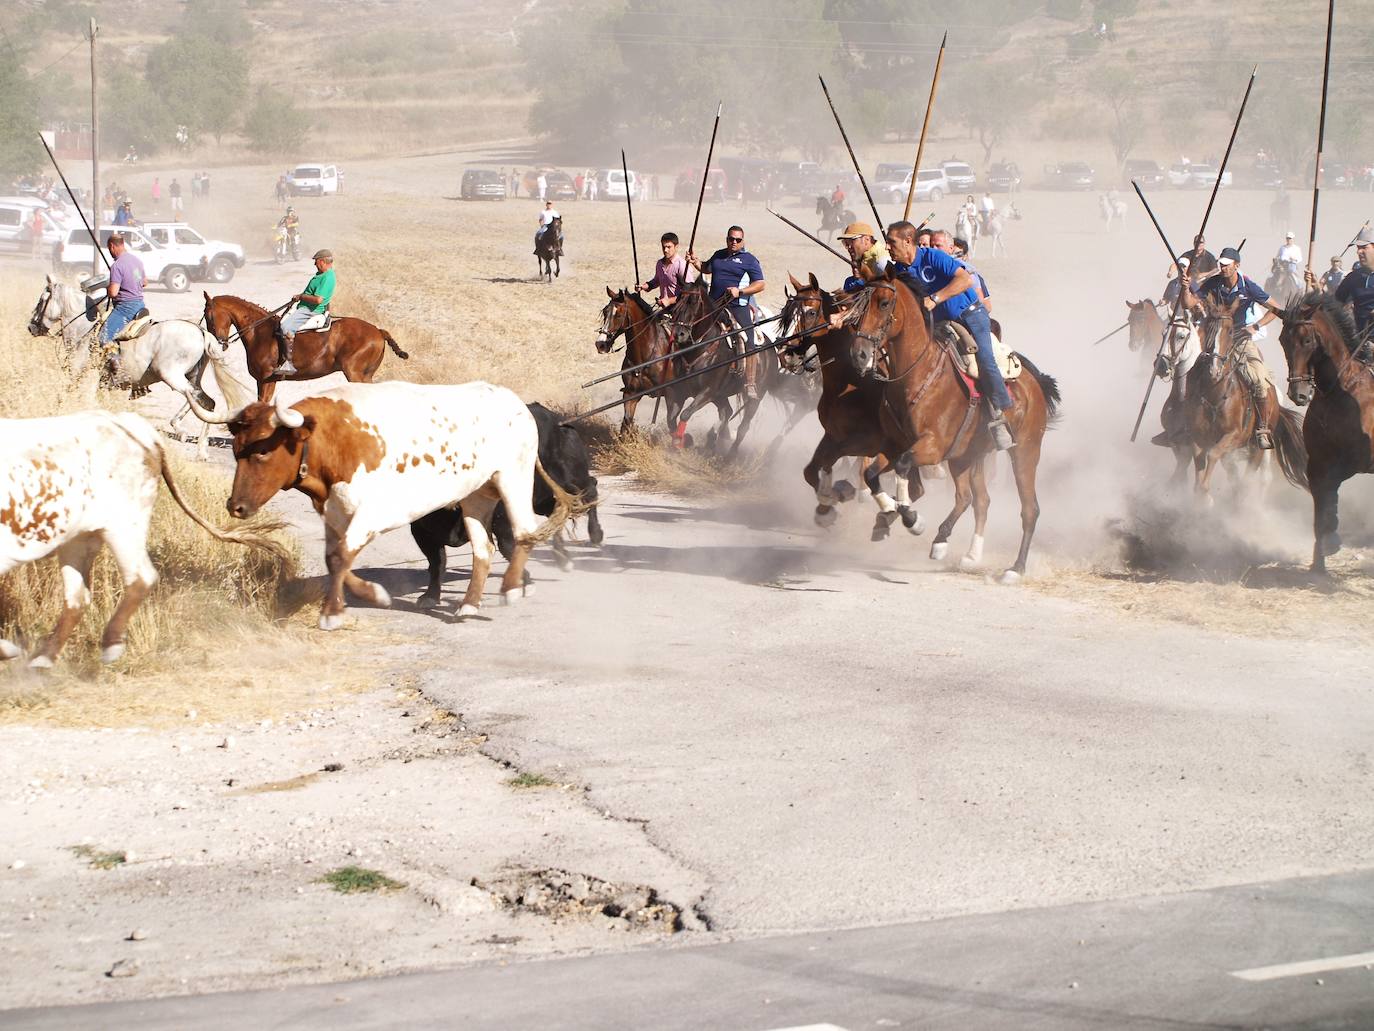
272, 225, 301, 264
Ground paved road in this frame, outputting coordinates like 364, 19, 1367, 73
7, 870, 1373, 1029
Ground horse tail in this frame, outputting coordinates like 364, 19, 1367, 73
202, 329, 257, 412
1013, 353, 1063, 422
383, 331, 409, 360
1272, 405, 1309, 490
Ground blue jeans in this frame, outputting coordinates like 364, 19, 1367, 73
101, 297, 144, 343
959, 303, 1013, 411
724, 298, 755, 350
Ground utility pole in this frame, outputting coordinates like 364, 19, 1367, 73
89, 16, 100, 278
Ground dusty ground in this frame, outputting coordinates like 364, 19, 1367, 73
3, 144, 1374, 1009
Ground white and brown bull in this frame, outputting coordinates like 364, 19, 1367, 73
190, 381, 575, 628
0, 411, 283, 668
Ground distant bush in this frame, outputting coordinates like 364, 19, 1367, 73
242, 86, 311, 154
0, 56, 43, 182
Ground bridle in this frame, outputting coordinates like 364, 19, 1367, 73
29, 283, 99, 341
205, 298, 292, 347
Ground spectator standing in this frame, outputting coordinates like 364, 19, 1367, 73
200, 171, 210, 198
151, 177, 161, 209
537, 172, 548, 202
169, 178, 183, 215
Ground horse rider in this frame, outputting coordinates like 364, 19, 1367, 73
961, 194, 978, 229
687, 224, 767, 399
101, 232, 147, 350
274, 249, 336, 377
932, 229, 992, 314
830, 182, 846, 208
1183, 245, 1281, 449
1162, 256, 1190, 308
979, 190, 996, 232
1319, 256, 1345, 295
1329, 227, 1374, 351
638, 231, 693, 308
534, 200, 562, 256
836, 221, 888, 291
883, 220, 1016, 450
1276, 231, 1303, 280
1182, 233, 1218, 287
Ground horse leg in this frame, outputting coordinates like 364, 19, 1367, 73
1194, 448, 1220, 507
866, 453, 901, 541
1310, 464, 1348, 574
930, 460, 975, 562
958, 458, 992, 572
727, 392, 762, 460
619, 394, 642, 436
894, 451, 926, 535
1000, 437, 1044, 584
804, 435, 846, 528
711, 397, 733, 454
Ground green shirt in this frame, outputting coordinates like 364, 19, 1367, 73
298, 268, 336, 313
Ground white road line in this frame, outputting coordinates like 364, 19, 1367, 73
759, 1025, 851, 1031
1231, 950, 1374, 982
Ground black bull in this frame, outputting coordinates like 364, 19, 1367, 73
409, 403, 603, 603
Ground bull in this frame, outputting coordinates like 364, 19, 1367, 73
0, 411, 283, 668
409, 403, 603, 605
190, 381, 577, 628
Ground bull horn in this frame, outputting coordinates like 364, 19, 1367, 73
186, 392, 239, 425
270, 393, 304, 430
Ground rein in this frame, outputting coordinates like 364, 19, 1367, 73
208, 299, 293, 346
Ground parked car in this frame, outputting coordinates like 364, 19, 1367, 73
1042, 162, 1096, 190
1185, 163, 1232, 189
1241, 161, 1286, 189
593, 167, 638, 200
1122, 158, 1165, 187
286, 163, 341, 196
873, 162, 910, 185
0, 196, 69, 254
523, 168, 579, 201
985, 161, 1022, 193
1166, 162, 1193, 188
674, 167, 728, 203
141, 221, 245, 283
877, 168, 950, 205
54, 225, 195, 291
460, 168, 506, 200
940, 159, 977, 193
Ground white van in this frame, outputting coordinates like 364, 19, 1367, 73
595, 167, 639, 201
287, 163, 341, 196
0, 197, 68, 253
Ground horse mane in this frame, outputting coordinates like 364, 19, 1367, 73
1286, 289, 1360, 354
627, 291, 653, 319
212, 294, 270, 317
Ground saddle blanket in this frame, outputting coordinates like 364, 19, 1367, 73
937, 321, 1022, 380
113, 313, 155, 342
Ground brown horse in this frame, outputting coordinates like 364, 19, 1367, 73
1125, 299, 1164, 362
1188, 297, 1307, 503
202, 293, 409, 403
846, 270, 1061, 582
785, 273, 926, 539
595, 287, 686, 434
1279, 291, 1371, 572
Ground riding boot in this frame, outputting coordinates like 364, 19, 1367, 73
273, 332, 297, 378
1252, 386, 1273, 449
744, 353, 759, 400
986, 408, 1016, 451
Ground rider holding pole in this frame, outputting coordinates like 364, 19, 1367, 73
687, 225, 766, 399
638, 232, 694, 308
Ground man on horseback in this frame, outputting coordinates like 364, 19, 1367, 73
1163, 256, 1189, 308
638, 232, 693, 308
1333, 227, 1374, 346
534, 200, 562, 257
883, 220, 1015, 450
274, 249, 335, 377
101, 232, 147, 346
1183, 233, 1218, 287
687, 225, 767, 399
1185, 246, 1280, 449
836, 222, 888, 291
1320, 256, 1345, 295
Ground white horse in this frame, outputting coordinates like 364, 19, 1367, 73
985, 212, 1007, 257
27, 274, 100, 377
27, 279, 255, 461
1099, 193, 1128, 231
955, 206, 980, 256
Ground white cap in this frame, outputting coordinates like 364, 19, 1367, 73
1285, 231, 1295, 239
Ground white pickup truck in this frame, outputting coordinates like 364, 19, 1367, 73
141, 221, 245, 283
53, 225, 195, 292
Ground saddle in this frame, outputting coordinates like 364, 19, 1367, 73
113, 311, 154, 342
934, 320, 1021, 381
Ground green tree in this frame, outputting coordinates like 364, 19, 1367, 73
146, 34, 249, 144
242, 86, 311, 154
0, 55, 43, 182
948, 62, 1038, 165
102, 62, 177, 158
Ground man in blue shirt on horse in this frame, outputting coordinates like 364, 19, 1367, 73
881, 220, 1016, 450
688, 225, 766, 399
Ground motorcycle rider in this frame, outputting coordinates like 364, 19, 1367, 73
277, 206, 301, 259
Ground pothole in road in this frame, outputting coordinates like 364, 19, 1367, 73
475, 868, 684, 933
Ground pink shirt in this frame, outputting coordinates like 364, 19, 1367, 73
652, 255, 694, 301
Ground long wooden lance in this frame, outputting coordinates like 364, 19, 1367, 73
688, 102, 723, 260
1090, 320, 1131, 347
904, 30, 946, 222
767, 207, 852, 266
37, 132, 109, 272
621, 148, 640, 288
1130, 67, 1257, 443
565, 323, 826, 425
580, 309, 787, 389
1307, 0, 1336, 276
819, 75, 883, 231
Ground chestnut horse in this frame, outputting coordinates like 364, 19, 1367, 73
845, 270, 1061, 582
202, 293, 409, 403
1125, 299, 1164, 364
595, 287, 686, 434
785, 273, 925, 540
1188, 296, 1307, 503
1279, 291, 1371, 572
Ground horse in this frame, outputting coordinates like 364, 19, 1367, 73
595, 287, 686, 435
844, 269, 1061, 582
955, 206, 980, 256
1264, 258, 1303, 308
202, 293, 409, 403
985, 211, 1007, 258
815, 196, 855, 243
536, 217, 562, 282
1149, 309, 1203, 484
785, 274, 927, 540
1125, 299, 1165, 358
1099, 193, 1127, 231
1279, 291, 1374, 572
1187, 296, 1307, 503
28, 274, 99, 378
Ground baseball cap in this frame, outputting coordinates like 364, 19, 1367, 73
1285, 231, 1295, 239
312, 248, 333, 260
1177, 255, 1191, 267
836, 222, 876, 240
1217, 246, 1241, 266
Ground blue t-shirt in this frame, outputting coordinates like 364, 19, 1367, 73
891, 247, 979, 322
701, 248, 764, 302
1197, 273, 1269, 326
1335, 266, 1374, 333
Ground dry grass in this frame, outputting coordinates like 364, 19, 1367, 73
593, 431, 769, 500
0, 284, 371, 727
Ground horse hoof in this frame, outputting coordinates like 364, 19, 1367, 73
554, 550, 573, 572
27, 655, 54, 671
958, 554, 981, 572
1322, 532, 1342, 557
319, 613, 346, 631
998, 569, 1023, 586
0, 639, 19, 662
457, 603, 481, 619
899, 506, 925, 535
99, 643, 127, 664
871, 510, 898, 542
417, 594, 441, 609
372, 584, 392, 609
832, 480, 857, 503
814, 505, 838, 528
929, 541, 949, 561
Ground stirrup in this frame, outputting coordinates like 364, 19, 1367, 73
272, 360, 297, 378
988, 414, 1016, 451
1254, 428, 1274, 450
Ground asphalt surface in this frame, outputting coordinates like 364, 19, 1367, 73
7, 870, 1374, 1029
